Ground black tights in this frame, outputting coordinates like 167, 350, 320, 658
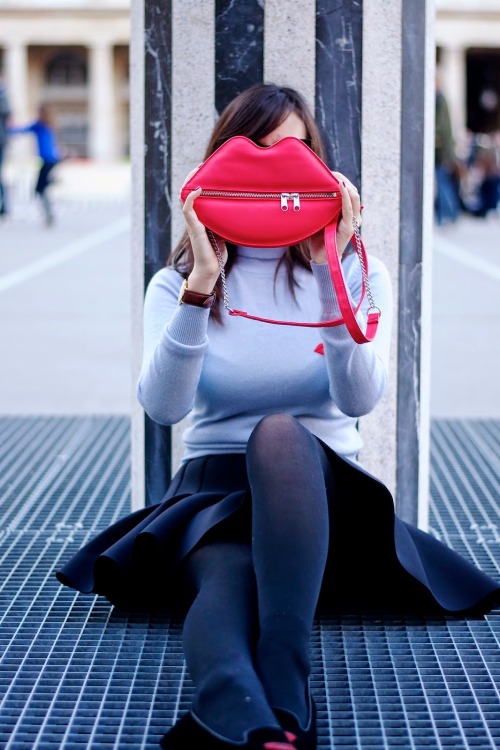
179, 415, 334, 741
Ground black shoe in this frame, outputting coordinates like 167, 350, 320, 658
160, 711, 296, 749
273, 695, 317, 750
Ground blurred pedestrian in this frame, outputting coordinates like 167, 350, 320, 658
0, 73, 11, 218
435, 77, 461, 225
467, 147, 500, 218
9, 104, 61, 226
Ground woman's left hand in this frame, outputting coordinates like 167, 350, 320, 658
308, 172, 362, 263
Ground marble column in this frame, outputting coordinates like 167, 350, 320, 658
88, 42, 117, 160
170, 0, 215, 473
131, 0, 146, 510
132, 0, 434, 527
396, 0, 435, 529
3, 42, 30, 163
143, 3, 172, 286
3, 42, 30, 122
264, 0, 315, 110
315, 1, 362, 195
142, 0, 173, 506
357, 0, 402, 500
215, 0, 263, 114
172, 0, 215, 252
440, 45, 467, 141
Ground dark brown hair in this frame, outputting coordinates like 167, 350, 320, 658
168, 83, 328, 322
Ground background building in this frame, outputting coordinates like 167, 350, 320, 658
0, 0, 130, 161
0, 1, 498, 163
436, 0, 500, 141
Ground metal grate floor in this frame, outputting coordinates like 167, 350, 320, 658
0, 416, 498, 749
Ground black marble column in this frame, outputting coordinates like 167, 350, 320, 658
142, 0, 265, 505
397, 0, 427, 525
144, 1, 172, 285
144, 0, 172, 504
315, 0, 362, 182
215, 0, 264, 114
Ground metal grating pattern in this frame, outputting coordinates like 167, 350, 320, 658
0, 417, 498, 749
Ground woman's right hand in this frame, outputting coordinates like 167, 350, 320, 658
181, 173, 227, 294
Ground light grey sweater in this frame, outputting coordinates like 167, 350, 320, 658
138, 246, 393, 463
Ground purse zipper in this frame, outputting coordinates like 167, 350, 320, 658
199, 190, 339, 212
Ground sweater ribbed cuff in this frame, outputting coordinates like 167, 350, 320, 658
311, 261, 367, 342
310, 261, 344, 317
167, 304, 210, 346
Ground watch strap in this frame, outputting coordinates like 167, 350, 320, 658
178, 279, 216, 308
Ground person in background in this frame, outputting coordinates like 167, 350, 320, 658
435, 77, 462, 225
468, 146, 500, 218
9, 104, 61, 226
0, 73, 11, 218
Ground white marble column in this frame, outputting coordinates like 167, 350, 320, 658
440, 45, 467, 141
171, 0, 215, 249
130, 0, 146, 510
264, 0, 316, 111
88, 42, 117, 161
3, 42, 30, 122
170, 0, 215, 475
359, 0, 402, 499
3, 42, 31, 160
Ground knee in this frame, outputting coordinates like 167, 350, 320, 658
247, 414, 313, 462
249, 414, 304, 448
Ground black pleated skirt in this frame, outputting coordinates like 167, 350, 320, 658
56, 444, 500, 616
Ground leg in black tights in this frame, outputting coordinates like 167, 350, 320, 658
180, 540, 281, 741
246, 414, 331, 726
178, 415, 332, 741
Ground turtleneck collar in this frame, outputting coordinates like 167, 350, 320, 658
235, 245, 287, 261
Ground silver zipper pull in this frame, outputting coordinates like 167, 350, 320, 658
281, 193, 290, 211
292, 193, 301, 211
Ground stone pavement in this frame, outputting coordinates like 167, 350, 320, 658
0, 414, 498, 750
1, 159, 499, 418
0, 164, 499, 749
3, 157, 131, 212
0, 160, 132, 415
0, 159, 498, 417
431, 212, 500, 418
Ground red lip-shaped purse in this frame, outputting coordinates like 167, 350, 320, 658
180, 136, 380, 343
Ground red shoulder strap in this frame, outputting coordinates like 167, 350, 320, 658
323, 222, 380, 343
227, 221, 380, 342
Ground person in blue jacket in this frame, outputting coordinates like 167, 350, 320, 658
10, 104, 61, 225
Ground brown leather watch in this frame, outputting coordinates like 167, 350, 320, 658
178, 278, 216, 308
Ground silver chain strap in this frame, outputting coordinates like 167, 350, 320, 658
351, 217, 379, 313
207, 228, 232, 311
207, 221, 379, 315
